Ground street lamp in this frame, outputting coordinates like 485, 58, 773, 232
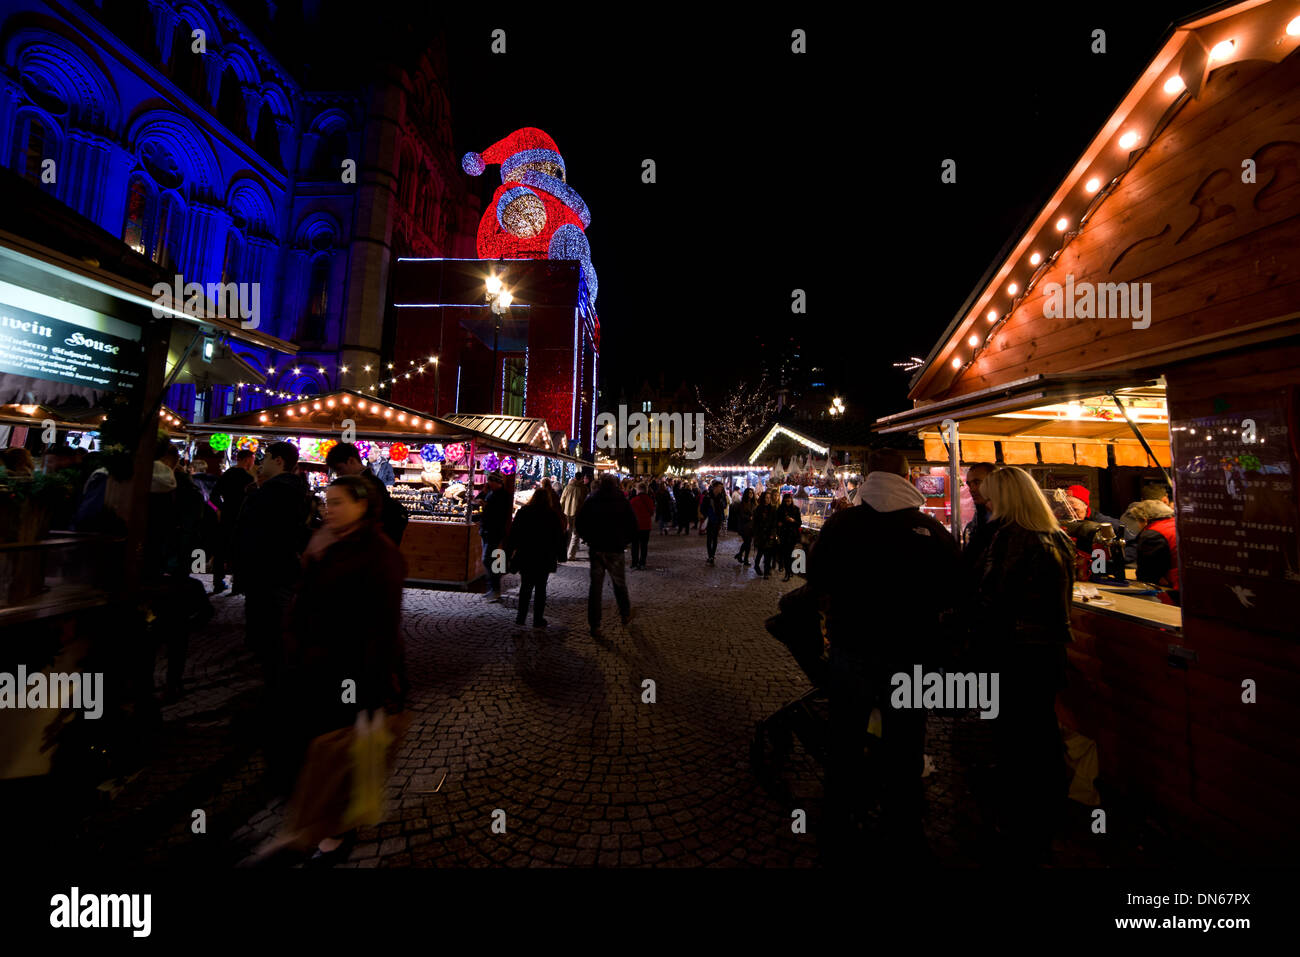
829, 396, 846, 416
486, 276, 514, 414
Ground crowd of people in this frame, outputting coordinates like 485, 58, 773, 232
5, 428, 1184, 867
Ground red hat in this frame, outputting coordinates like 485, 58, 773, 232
1068, 484, 1090, 506
462, 127, 565, 182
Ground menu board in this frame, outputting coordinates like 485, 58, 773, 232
1170, 388, 1299, 633
0, 301, 141, 394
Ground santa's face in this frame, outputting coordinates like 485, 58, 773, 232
507, 160, 564, 182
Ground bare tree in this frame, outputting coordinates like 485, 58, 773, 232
695, 376, 778, 452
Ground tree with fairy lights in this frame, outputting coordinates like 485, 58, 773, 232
695, 377, 778, 453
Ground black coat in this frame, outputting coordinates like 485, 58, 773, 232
505, 502, 564, 576
809, 502, 960, 674
475, 486, 512, 542
213, 466, 254, 525
291, 523, 407, 738
235, 472, 311, 588
752, 503, 778, 548
655, 489, 673, 521
575, 487, 638, 553
976, 522, 1075, 654
731, 499, 755, 535
775, 503, 802, 543
361, 467, 409, 546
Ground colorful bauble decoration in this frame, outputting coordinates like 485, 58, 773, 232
390, 442, 409, 463
209, 433, 232, 452
499, 456, 517, 475
236, 436, 259, 453
445, 442, 466, 463
318, 439, 338, 461
423, 443, 444, 462
483, 452, 500, 472
353, 440, 372, 461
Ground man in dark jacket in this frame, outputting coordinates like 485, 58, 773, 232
473, 470, 512, 601
808, 448, 961, 863
575, 474, 638, 637
960, 462, 997, 582
324, 443, 409, 546
211, 449, 256, 594
235, 441, 310, 686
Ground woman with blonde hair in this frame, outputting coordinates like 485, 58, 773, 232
974, 465, 1075, 866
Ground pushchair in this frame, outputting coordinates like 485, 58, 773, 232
751, 584, 880, 804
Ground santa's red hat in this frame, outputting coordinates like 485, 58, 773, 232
462, 127, 565, 182
1068, 484, 1090, 506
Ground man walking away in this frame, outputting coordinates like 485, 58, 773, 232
561, 472, 590, 560
808, 448, 961, 864
474, 471, 512, 601
575, 474, 638, 638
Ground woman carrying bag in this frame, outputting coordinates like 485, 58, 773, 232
276, 475, 409, 865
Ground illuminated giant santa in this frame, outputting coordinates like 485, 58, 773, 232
461, 127, 598, 312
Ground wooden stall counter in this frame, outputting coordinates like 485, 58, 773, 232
400, 520, 485, 588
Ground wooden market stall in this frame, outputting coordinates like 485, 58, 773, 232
875, 0, 1300, 861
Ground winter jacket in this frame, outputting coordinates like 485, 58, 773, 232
976, 521, 1075, 654
504, 501, 564, 576
655, 488, 673, 521
361, 466, 409, 546
575, 486, 638, 553
776, 503, 802, 543
630, 492, 655, 531
235, 472, 312, 589
213, 466, 254, 525
1135, 517, 1178, 590
752, 503, 778, 548
675, 486, 697, 522
808, 489, 960, 674
705, 491, 729, 529
731, 499, 756, 535
475, 485, 512, 542
560, 478, 588, 518
291, 522, 407, 737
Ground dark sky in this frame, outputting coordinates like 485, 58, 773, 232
434, 3, 1206, 419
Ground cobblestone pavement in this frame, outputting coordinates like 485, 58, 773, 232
68, 528, 1188, 868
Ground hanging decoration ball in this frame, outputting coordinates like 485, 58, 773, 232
236, 436, 259, 453
297, 438, 318, 461
423, 443, 445, 462
209, 433, 232, 452
353, 440, 372, 461
483, 451, 500, 472
390, 442, 409, 463
319, 439, 338, 461
445, 442, 465, 463
499, 456, 517, 475
461, 151, 485, 176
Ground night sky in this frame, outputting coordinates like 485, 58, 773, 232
432, 3, 1204, 419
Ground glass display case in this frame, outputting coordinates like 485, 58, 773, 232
797, 493, 836, 531
390, 483, 470, 523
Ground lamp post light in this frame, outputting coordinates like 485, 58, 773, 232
486, 276, 514, 415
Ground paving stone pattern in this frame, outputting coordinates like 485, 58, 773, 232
71, 529, 1185, 867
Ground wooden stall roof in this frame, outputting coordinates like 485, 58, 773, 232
893, 0, 1300, 415
440, 413, 554, 451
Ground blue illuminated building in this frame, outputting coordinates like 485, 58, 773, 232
0, 0, 478, 421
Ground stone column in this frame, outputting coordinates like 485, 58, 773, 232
98, 144, 140, 240
244, 236, 278, 333
242, 86, 263, 141
149, 0, 177, 65
181, 203, 231, 288
63, 130, 114, 224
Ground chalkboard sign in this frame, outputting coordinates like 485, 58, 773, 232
0, 301, 141, 394
1169, 388, 1299, 634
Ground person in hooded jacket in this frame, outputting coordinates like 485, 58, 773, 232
504, 488, 565, 627
808, 448, 960, 863
574, 474, 638, 637
1121, 498, 1179, 603
751, 489, 780, 577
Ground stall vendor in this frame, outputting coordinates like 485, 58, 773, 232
1121, 499, 1179, 603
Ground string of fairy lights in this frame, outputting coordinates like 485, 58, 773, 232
937, 30, 1285, 383
231, 355, 443, 406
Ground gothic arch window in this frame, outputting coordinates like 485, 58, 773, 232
122, 173, 155, 255
155, 192, 186, 271
12, 112, 59, 187
301, 254, 331, 343
171, 20, 207, 105
222, 227, 245, 284
217, 68, 248, 139
254, 103, 282, 169
312, 128, 348, 179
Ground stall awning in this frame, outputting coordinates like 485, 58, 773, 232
440, 413, 554, 451
875, 373, 1160, 434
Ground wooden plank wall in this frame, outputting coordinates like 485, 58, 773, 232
936, 50, 1300, 402
1163, 341, 1300, 861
